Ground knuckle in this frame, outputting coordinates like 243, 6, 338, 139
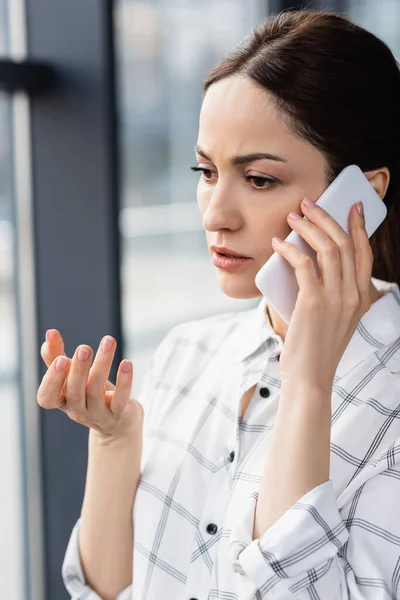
86, 381, 100, 397
308, 296, 323, 310
37, 392, 48, 408
298, 255, 313, 269
135, 399, 144, 419
323, 243, 340, 257
338, 237, 353, 252
327, 295, 341, 309
344, 293, 361, 309
40, 349, 50, 366
66, 391, 84, 406
366, 246, 374, 261
300, 292, 321, 310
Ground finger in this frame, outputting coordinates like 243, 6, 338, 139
37, 354, 71, 410
300, 197, 350, 242
64, 345, 94, 411
105, 379, 116, 393
349, 202, 374, 307
300, 198, 358, 294
41, 331, 117, 393
86, 336, 117, 406
41, 329, 66, 367
287, 211, 341, 297
110, 360, 134, 417
271, 237, 319, 295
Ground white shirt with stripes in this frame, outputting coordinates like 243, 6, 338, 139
62, 276, 400, 599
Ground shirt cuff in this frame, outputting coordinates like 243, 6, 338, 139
229, 480, 349, 594
62, 517, 133, 600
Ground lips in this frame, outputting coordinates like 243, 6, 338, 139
211, 245, 250, 259
219, 251, 239, 258
211, 251, 251, 271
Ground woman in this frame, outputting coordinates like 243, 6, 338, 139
39, 8, 400, 600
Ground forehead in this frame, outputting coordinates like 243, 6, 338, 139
197, 75, 325, 173
199, 75, 292, 147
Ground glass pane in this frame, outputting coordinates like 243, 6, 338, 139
115, 0, 267, 392
0, 1, 25, 599
346, 0, 400, 55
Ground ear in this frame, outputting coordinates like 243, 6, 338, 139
363, 166, 390, 200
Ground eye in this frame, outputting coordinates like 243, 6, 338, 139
245, 175, 276, 190
189, 166, 277, 191
190, 166, 214, 180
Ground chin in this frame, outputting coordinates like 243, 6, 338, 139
217, 273, 262, 299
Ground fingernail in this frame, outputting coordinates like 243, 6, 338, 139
357, 201, 364, 217
302, 197, 316, 209
288, 211, 302, 220
56, 356, 68, 371
102, 336, 114, 352
78, 347, 90, 362
272, 237, 283, 245
121, 360, 131, 373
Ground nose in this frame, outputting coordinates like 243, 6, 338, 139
201, 184, 242, 233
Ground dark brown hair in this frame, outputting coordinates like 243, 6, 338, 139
203, 9, 400, 286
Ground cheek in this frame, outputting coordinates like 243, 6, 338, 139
252, 212, 292, 255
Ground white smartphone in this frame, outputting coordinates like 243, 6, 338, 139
255, 164, 388, 324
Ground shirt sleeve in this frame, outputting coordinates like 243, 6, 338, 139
62, 517, 132, 600
61, 328, 179, 599
229, 470, 400, 599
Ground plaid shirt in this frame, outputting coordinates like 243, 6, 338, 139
62, 277, 400, 600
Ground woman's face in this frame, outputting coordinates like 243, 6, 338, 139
195, 75, 329, 299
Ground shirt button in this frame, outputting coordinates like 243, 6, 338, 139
206, 523, 218, 535
229, 451, 235, 462
259, 387, 270, 398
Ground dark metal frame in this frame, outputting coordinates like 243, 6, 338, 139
25, 0, 122, 598
0, 59, 56, 94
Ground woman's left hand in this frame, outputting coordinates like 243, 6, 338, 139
272, 197, 373, 392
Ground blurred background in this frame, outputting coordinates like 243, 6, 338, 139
0, 0, 399, 598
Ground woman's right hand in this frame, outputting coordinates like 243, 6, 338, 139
38, 329, 144, 441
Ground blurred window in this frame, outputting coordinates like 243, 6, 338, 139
115, 1, 267, 392
0, 1, 26, 598
346, 0, 400, 55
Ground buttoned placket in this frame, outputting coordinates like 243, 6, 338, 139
184, 341, 282, 598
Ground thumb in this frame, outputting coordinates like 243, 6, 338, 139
41, 329, 67, 368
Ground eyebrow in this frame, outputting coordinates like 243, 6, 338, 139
194, 144, 288, 165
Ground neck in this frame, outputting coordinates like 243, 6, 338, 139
266, 280, 385, 343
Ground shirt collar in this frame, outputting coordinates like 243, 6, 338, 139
236, 278, 400, 380
234, 295, 283, 364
